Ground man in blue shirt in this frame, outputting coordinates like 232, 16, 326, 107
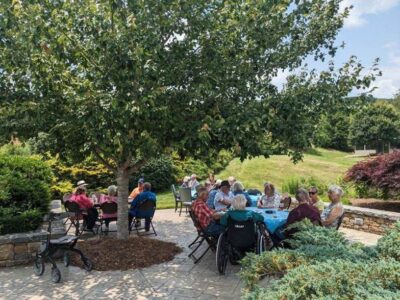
206, 179, 222, 209
129, 182, 156, 231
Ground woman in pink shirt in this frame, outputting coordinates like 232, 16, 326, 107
99, 185, 118, 220
70, 186, 98, 230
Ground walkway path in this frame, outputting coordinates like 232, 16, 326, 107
0, 209, 382, 300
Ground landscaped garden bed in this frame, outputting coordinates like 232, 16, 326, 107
351, 198, 400, 213
71, 237, 182, 271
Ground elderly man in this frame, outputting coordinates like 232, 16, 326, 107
309, 186, 324, 213
214, 180, 234, 211
206, 179, 222, 209
129, 182, 156, 232
129, 178, 144, 203
192, 186, 225, 236
321, 185, 345, 229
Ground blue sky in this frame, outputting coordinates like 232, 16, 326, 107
274, 0, 400, 98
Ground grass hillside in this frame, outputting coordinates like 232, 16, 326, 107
157, 148, 363, 209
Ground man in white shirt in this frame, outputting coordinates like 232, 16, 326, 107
214, 180, 234, 211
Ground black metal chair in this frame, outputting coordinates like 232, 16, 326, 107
280, 197, 292, 210
129, 199, 157, 236
63, 201, 97, 236
336, 214, 345, 230
99, 202, 118, 235
188, 209, 218, 264
247, 189, 262, 196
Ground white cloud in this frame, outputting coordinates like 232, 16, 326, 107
371, 65, 400, 98
341, 0, 400, 28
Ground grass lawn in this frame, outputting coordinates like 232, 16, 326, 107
156, 148, 364, 209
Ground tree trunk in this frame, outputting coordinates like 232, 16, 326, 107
116, 167, 129, 239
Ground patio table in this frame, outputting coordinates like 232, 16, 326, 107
249, 195, 259, 207
246, 207, 289, 233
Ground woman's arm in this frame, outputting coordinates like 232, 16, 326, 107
322, 206, 343, 226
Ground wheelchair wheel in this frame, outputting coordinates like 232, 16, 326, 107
51, 267, 61, 283
216, 233, 228, 275
63, 252, 70, 267
33, 257, 45, 276
257, 230, 273, 254
83, 257, 93, 271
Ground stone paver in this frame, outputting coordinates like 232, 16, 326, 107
0, 209, 382, 300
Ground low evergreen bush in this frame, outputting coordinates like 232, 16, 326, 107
0, 154, 52, 234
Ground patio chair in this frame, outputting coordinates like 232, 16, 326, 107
179, 187, 192, 216
188, 209, 217, 264
99, 202, 118, 235
336, 214, 345, 230
247, 189, 262, 196
129, 199, 157, 236
171, 184, 183, 213
280, 197, 292, 210
63, 201, 86, 236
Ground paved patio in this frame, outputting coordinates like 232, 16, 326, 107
0, 209, 382, 300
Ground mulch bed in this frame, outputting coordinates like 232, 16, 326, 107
70, 236, 182, 271
351, 198, 400, 213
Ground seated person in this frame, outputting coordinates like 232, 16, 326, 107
192, 186, 225, 237
181, 176, 190, 188
128, 178, 144, 203
189, 174, 200, 191
207, 179, 222, 209
220, 195, 263, 225
257, 182, 281, 208
309, 186, 325, 213
70, 185, 98, 230
286, 188, 322, 228
232, 181, 252, 207
99, 185, 118, 223
321, 185, 345, 229
129, 182, 156, 232
214, 180, 234, 211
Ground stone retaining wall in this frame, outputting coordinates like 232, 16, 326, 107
0, 200, 65, 267
342, 205, 400, 235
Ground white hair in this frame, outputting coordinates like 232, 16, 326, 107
232, 194, 247, 210
107, 185, 117, 196
328, 185, 344, 197
232, 181, 244, 193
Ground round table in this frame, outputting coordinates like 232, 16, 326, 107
246, 207, 289, 233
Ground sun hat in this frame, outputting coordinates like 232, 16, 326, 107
76, 180, 88, 187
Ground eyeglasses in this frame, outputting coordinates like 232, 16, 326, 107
309, 191, 317, 195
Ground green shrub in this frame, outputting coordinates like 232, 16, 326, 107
281, 176, 327, 196
377, 222, 400, 261
0, 209, 43, 235
0, 154, 52, 234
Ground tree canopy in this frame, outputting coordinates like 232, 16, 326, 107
0, 0, 379, 238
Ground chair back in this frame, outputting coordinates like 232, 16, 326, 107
136, 199, 156, 218
100, 202, 118, 215
179, 187, 192, 202
63, 193, 72, 202
336, 214, 345, 230
64, 201, 82, 213
280, 197, 292, 210
171, 184, 179, 200
247, 189, 262, 196
226, 217, 256, 250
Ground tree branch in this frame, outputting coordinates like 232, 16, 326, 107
92, 147, 117, 173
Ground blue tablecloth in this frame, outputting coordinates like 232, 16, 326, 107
249, 195, 259, 207
246, 207, 289, 233
191, 190, 197, 200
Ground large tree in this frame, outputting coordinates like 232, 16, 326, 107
0, 0, 378, 238
349, 102, 400, 152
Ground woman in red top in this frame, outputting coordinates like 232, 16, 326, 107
71, 186, 98, 230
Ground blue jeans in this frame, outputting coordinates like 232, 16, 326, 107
205, 220, 225, 237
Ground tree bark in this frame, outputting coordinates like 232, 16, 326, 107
116, 167, 129, 239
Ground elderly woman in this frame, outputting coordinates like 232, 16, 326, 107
232, 181, 252, 207
257, 182, 281, 209
70, 186, 98, 230
220, 195, 263, 226
321, 185, 345, 229
99, 185, 118, 221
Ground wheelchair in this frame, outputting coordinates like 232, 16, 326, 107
216, 217, 272, 275
33, 212, 93, 283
